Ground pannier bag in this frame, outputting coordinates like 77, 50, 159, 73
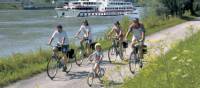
143, 45, 147, 54
90, 42, 97, 50
67, 49, 75, 58
122, 41, 128, 48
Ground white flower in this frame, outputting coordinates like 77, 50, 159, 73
171, 56, 178, 60
187, 59, 192, 62
177, 69, 182, 72
183, 50, 190, 54
182, 74, 189, 78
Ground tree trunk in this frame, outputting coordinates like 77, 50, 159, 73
189, 0, 196, 15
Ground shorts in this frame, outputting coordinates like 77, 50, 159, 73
131, 36, 144, 45
84, 37, 92, 44
56, 44, 69, 53
131, 35, 141, 42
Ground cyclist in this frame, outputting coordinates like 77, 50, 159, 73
125, 18, 145, 58
88, 43, 103, 76
108, 21, 124, 48
48, 24, 69, 71
75, 20, 92, 48
108, 21, 124, 41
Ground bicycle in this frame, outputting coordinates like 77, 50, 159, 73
129, 41, 147, 74
74, 36, 96, 66
108, 37, 126, 63
87, 55, 105, 87
46, 45, 75, 80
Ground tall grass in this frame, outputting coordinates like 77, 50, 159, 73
121, 30, 200, 88
0, 49, 51, 87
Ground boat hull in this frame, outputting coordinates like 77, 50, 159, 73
55, 8, 134, 17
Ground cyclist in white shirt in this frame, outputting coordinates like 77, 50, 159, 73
48, 25, 69, 71
75, 20, 92, 47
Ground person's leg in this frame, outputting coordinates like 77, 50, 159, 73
53, 46, 59, 58
62, 46, 69, 71
80, 38, 84, 49
131, 36, 137, 48
93, 63, 98, 76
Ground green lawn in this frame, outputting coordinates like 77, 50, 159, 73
122, 29, 200, 88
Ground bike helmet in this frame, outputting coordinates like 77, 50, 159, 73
133, 18, 139, 22
95, 43, 101, 49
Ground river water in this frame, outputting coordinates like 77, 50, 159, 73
0, 8, 144, 57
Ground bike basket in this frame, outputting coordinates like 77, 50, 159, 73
122, 42, 128, 48
67, 49, 75, 58
142, 45, 147, 54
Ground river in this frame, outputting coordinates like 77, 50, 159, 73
0, 8, 144, 57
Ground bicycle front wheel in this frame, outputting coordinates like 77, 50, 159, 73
129, 51, 140, 74
87, 72, 95, 87
47, 56, 59, 80
75, 48, 85, 66
98, 68, 105, 82
108, 46, 117, 63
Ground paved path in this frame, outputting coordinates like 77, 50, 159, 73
5, 19, 200, 88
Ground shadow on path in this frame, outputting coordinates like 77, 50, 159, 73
52, 71, 89, 81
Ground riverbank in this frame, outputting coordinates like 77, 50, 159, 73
0, 15, 194, 87
121, 26, 200, 88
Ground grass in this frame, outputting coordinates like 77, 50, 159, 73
0, 14, 195, 87
121, 28, 200, 88
0, 49, 51, 87
0, 3, 22, 10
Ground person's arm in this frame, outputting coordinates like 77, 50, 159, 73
48, 37, 53, 45
48, 31, 56, 45
86, 26, 91, 38
108, 26, 114, 37
118, 27, 123, 37
61, 37, 65, 45
100, 52, 104, 61
88, 51, 95, 61
75, 26, 83, 37
140, 24, 145, 41
125, 25, 132, 40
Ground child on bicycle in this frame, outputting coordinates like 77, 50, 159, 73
88, 43, 103, 76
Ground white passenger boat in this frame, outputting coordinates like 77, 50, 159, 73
55, 0, 135, 17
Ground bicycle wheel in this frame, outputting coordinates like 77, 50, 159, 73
75, 48, 84, 66
129, 51, 140, 74
87, 72, 95, 87
98, 68, 105, 82
108, 46, 117, 63
47, 56, 59, 80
